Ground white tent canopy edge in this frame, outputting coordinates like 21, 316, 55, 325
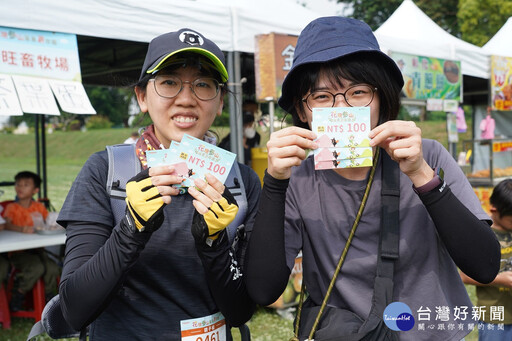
483, 17, 512, 58
374, 0, 490, 80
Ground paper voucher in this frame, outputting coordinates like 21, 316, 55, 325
146, 134, 236, 188
312, 107, 373, 169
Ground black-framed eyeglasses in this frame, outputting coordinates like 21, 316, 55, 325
302, 84, 377, 111
149, 75, 223, 101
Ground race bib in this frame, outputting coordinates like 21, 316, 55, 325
181, 311, 226, 341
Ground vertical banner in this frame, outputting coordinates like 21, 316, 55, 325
389, 51, 461, 101
490, 55, 512, 111
254, 33, 298, 102
446, 113, 458, 143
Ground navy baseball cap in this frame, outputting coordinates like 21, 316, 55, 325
139, 28, 228, 82
278, 17, 404, 112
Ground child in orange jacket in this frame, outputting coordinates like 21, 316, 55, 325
3, 171, 60, 311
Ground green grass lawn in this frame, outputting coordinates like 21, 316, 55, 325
0, 123, 479, 340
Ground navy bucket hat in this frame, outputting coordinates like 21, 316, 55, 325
278, 16, 404, 112
139, 28, 228, 82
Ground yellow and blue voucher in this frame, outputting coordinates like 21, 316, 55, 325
146, 134, 236, 189
312, 107, 373, 169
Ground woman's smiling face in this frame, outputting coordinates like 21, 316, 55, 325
299, 70, 380, 129
135, 62, 223, 148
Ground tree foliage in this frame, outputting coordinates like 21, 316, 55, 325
416, 0, 459, 35
338, 0, 402, 30
84, 86, 134, 127
458, 0, 512, 46
338, 0, 512, 46
339, 0, 459, 33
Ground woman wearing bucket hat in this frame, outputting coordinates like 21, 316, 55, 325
57, 28, 260, 340
246, 17, 499, 341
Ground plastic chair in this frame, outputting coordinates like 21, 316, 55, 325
0, 282, 11, 329
7, 267, 46, 323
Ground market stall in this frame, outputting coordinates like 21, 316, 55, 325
463, 138, 512, 213
462, 51, 512, 213
462, 12, 512, 210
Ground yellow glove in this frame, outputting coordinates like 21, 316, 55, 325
191, 187, 239, 245
123, 168, 165, 233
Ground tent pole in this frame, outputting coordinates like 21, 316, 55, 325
227, 52, 236, 153
233, 51, 244, 163
35, 115, 41, 200
268, 101, 275, 136
41, 114, 47, 201
227, 51, 243, 163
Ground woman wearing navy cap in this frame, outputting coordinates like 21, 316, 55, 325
58, 28, 260, 340
245, 17, 499, 341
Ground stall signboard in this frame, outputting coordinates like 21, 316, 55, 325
490, 55, 512, 111
443, 99, 458, 112
0, 26, 95, 115
0, 26, 81, 81
389, 51, 461, 101
493, 140, 512, 153
254, 33, 297, 102
473, 187, 493, 216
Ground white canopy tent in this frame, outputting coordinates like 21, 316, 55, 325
1, 0, 322, 164
374, 0, 494, 163
374, 0, 489, 80
483, 17, 512, 57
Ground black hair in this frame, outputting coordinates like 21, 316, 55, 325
490, 179, 512, 217
15, 171, 41, 189
287, 52, 403, 129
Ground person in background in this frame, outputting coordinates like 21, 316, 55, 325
3, 171, 61, 310
123, 131, 139, 144
245, 16, 500, 341
219, 111, 261, 166
461, 179, 512, 341
57, 28, 260, 340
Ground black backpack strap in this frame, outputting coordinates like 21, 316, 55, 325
356, 150, 401, 340
378, 151, 400, 279
106, 144, 141, 226
224, 162, 248, 244
354, 150, 400, 341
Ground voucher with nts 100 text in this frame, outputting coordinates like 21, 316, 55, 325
312, 107, 373, 170
146, 133, 236, 188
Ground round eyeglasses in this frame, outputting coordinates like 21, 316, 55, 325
149, 75, 223, 101
302, 84, 377, 111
